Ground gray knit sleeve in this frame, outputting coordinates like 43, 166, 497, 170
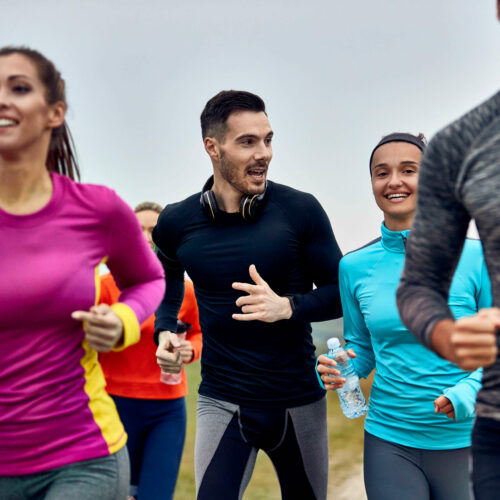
396, 129, 470, 348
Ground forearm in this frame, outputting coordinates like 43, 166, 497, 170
186, 332, 203, 363
154, 275, 184, 343
290, 284, 342, 323
430, 319, 457, 362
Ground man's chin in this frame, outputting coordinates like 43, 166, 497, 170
245, 180, 267, 196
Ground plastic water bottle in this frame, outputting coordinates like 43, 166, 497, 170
327, 337, 367, 418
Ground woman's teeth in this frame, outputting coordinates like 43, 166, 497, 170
0, 118, 17, 128
387, 194, 408, 199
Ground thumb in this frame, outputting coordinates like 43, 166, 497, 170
249, 264, 266, 286
170, 334, 181, 348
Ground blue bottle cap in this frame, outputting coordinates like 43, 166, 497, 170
327, 337, 341, 350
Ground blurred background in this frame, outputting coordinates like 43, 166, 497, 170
3, 0, 499, 253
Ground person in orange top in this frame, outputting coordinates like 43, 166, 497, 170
99, 201, 202, 500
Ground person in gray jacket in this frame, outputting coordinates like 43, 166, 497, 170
396, 6, 500, 498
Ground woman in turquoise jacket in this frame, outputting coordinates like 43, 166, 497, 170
317, 133, 491, 500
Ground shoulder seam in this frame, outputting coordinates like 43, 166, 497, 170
344, 237, 381, 257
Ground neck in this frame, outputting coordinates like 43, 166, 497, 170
383, 213, 414, 232
212, 171, 243, 213
0, 156, 53, 215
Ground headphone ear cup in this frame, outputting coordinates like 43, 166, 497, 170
201, 190, 219, 220
239, 193, 264, 221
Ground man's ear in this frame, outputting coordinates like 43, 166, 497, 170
47, 101, 66, 129
204, 137, 220, 161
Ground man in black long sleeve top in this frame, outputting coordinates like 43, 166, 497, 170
153, 90, 342, 499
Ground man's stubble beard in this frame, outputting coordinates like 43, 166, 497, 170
219, 150, 266, 196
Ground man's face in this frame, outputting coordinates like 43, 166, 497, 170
136, 209, 159, 249
215, 111, 273, 197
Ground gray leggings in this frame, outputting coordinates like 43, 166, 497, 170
195, 395, 328, 500
364, 431, 472, 500
0, 447, 130, 500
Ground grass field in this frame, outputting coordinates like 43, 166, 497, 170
173, 328, 372, 499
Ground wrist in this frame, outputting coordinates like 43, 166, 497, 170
431, 319, 456, 362
282, 296, 294, 320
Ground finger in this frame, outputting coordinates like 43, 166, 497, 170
170, 335, 181, 349
434, 395, 447, 407
321, 375, 345, 383
477, 307, 500, 325
249, 264, 267, 286
85, 326, 119, 340
317, 365, 341, 376
72, 311, 117, 327
71, 310, 93, 322
232, 282, 259, 294
346, 348, 357, 358
158, 357, 182, 373
235, 295, 261, 307
455, 317, 497, 335
232, 312, 264, 322
318, 355, 337, 367
86, 341, 113, 353
85, 334, 117, 351
440, 403, 454, 414
455, 346, 498, 359
240, 304, 264, 314
157, 350, 181, 364
452, 333, 497, 347
458, 355, 497, 370
445, 411, 456, 420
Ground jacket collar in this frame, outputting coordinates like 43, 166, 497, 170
380, 222, 409, 253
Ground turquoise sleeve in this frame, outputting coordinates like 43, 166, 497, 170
443, 369, 482, 421
443, 248, 489, 421
477, 256, 492, 309
340, 261, 375, 379
316, 357, 327, 390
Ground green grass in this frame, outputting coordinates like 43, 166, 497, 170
174, 331, 371, 499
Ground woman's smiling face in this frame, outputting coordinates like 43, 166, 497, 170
0, 53, 64, 156
370, 141, 422, 230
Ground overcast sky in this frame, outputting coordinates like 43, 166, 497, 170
4, 0, 499, 252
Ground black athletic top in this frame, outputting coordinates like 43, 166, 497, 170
153, 180, 342, 407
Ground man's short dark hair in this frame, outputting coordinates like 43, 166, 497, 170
200, 90, 266, 142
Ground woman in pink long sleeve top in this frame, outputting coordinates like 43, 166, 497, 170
0, 47, 165, 500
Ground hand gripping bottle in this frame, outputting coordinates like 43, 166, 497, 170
160, 320, 191, 385
327, 337, 367, 418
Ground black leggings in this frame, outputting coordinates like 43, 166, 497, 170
472, 416, 500, 500
195, 395, 328, 500
364, 431, 472, 500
